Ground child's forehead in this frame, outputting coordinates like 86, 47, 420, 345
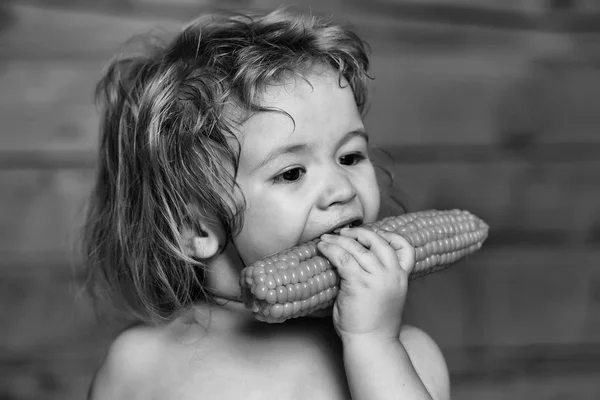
223, 64, 348, 125
260, 66, 346, 102
223, 65, 360, 160
243, 80, 357, 135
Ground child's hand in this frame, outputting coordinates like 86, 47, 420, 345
317, 227, 415, 341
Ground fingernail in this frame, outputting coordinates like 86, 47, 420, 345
321, 234, 332, 240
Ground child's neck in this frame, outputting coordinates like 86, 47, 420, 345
194, 242, 335, 336
206, 241, 246, 302
183, 241, 258, 333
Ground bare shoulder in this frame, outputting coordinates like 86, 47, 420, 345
400, 325, 450, 400
88, 323, 170, 400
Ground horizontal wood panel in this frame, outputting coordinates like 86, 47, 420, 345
384, 161, 600, 244
3, 54, 600, 151
1, 249, 599, 399
405, 248, 600, 347
0, 169, 92, 255
2, 249, 599, 352
367, 51, 523, 145
2, 344, 599, 400
3, 259, 597, 393
367, 49, 600, 145
1, 364, 95, 400
350, 1, 600, 32
0, 61, 102, 153
0, 267, 116, 353
3, 7, 599, 150
451, 370, 600, 400
11, 0, 600, 32
1, 160, 599, 255
1, 3, 599, 400
3, 143, 600, 169
0, 5, 178, 60
0, 3, 531, 61
377, 0, 544, 12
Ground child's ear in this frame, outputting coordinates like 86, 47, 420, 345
183, 221, 222, 260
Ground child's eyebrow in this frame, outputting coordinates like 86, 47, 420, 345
251, 128, 369, 173
251, 143, 314, 174
342, 128, 369, 146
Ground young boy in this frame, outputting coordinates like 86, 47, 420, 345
84, 8, 450, 400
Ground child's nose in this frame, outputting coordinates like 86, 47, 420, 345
316, 170, 357, 209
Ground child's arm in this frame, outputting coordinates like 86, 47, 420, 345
342, 325, 450, 400
318, 228, 450, 400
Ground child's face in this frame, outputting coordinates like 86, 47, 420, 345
233, 67, 380, 265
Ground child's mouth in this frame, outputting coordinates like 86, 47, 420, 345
329, 219, 363, 235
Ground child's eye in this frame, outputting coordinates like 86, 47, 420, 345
339, 153, 366, 166
272, 167, 306, 183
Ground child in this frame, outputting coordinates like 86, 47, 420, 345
83, 7, 450, 400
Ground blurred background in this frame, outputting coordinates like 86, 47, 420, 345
1, 0, 599, 399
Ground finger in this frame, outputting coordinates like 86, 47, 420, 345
319, 233, 380, 274
375, 231, 416, 274
339, 227, 399, 271
316, 239, 363, 281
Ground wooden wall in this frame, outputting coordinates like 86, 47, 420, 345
1, 1, 599, 399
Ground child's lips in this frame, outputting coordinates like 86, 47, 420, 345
331, 223, 353, 235
320, 217, 364, 237
333, 218, 363, 232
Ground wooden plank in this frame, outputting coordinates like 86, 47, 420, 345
0, 244, 598, 399
451, 370, 600, 400
2, 248, 599, 349
3, 143, 600, 170
446, 343, 600, 380
0, 36, 529, 151
349, 0, 600, 32
2, 345, 599, 400
367, 43, 600, 146
4, 51, 600, 154
377, 0, 545, 13
0, 8, 535, 150
3, 8, 599, 152
1, 159, 599, 257
2, 53, 515, 151
0, 169, 92, 255
0, 61, 101, 153
494, 54, 600, 146
0, 273, 114, 353
2, 346, 600, 400
0, 4, 179, 60
0, 3, 531, 61
0, 357, 599, 400
1, 361, 97, 400
404, 248, 600, 347
380, 160, 600, 245
2, 2, 597, 66
15, 0, 600, 32
366, 50, 526, 145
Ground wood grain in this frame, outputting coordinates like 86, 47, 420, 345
0, 4, 178, 60
1, 159, 598, 258
405, 248, 600, 347
1, 248, 599, 400
1, 3, 599, 400
1, 247, 599, 351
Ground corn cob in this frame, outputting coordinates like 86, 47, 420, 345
239, 209, 489, 323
